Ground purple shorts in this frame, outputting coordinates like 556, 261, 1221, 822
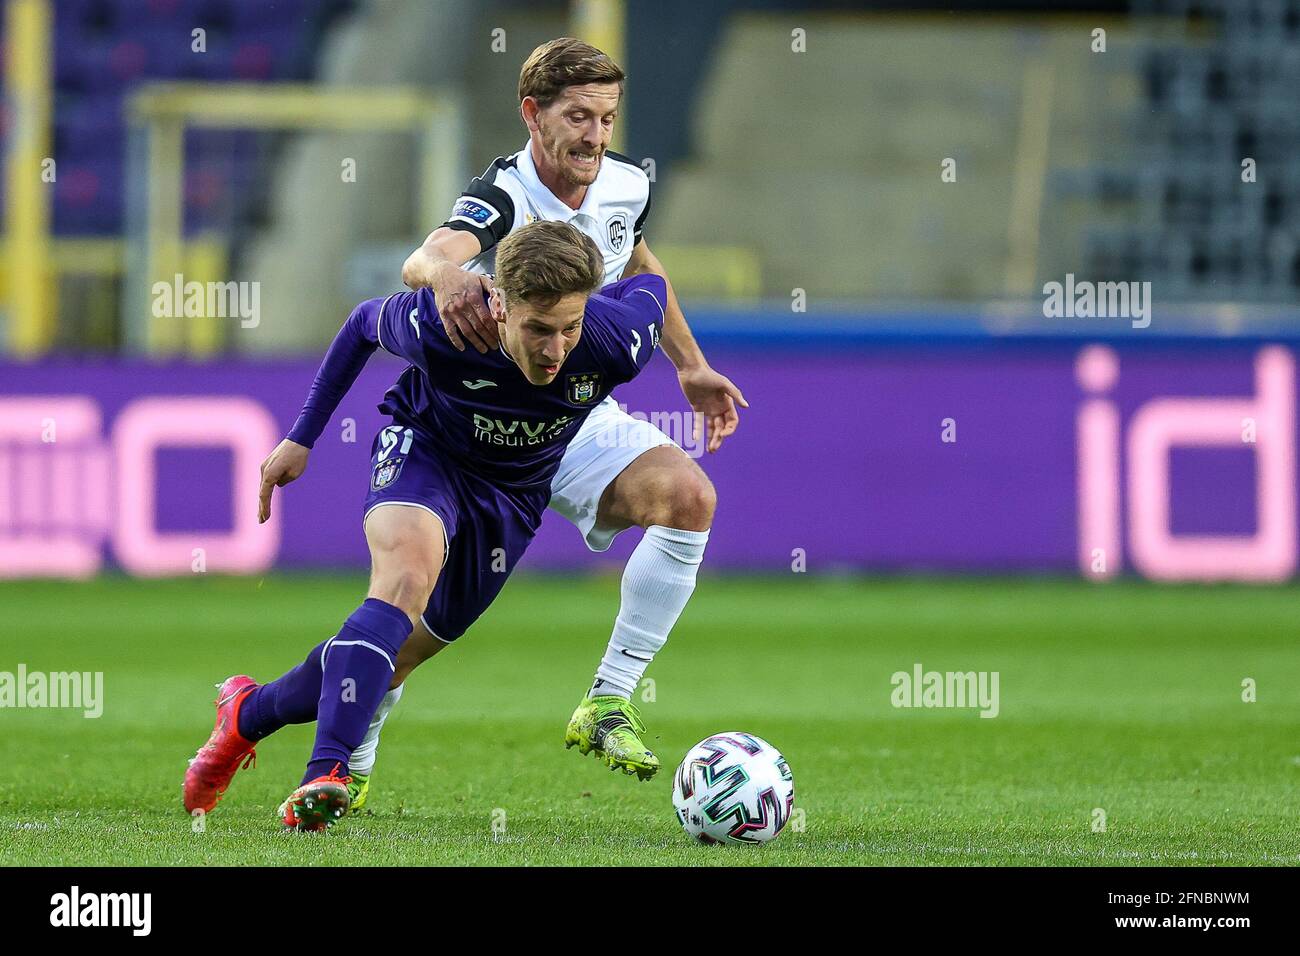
361, 422, 546, 642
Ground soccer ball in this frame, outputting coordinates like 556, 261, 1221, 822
672, 732, 794, 845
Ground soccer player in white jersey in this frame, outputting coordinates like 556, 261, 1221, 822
347, 38, 746, 808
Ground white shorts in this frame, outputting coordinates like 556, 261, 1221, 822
549, 396, 678, 551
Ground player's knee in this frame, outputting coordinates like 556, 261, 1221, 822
639, 463, 715, 531
369, 565, 435, 621
671, 469, 716, 530
365, 510, 443, 619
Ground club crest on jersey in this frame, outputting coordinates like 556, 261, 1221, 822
371, 456, 406, 491
450, 196, 500, 227
606, 212, 628, 253
566, 372, 602, 405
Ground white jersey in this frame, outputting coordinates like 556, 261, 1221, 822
440, 142, 651, 285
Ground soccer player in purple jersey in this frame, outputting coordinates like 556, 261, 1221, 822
182, 222, 666, 830
341, 39, 746, 807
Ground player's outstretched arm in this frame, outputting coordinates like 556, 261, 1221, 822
622, 240, 749, 453
265, 296, 414, 523
401, 227, 496, 353
257, 439, 309, 523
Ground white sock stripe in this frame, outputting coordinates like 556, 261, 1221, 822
647, 524, 710, 541
326, 639, 397, 671
646, 525, 710, 564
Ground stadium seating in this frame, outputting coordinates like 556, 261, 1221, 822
1070, 0, 1300, 301
6, 0, 354, 236
650, 14, 1118, 302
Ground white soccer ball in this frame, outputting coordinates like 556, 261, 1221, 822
672, 732, 794, 845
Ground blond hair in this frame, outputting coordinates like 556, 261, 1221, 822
496, 221, 604, 310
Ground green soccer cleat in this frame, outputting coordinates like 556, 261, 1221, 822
347, 772, 370, 814
278, 767, 351, 832
564, 695, 660, 780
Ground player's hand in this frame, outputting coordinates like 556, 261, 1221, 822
433, 267, 497, 353
677, 364, 749, 454
258, 439, 310, 524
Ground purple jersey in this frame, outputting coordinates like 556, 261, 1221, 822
287, 273, 667, 492
286, 273, 667, 642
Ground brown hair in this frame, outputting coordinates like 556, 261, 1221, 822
518, 37, 625, 108
496, 221, 605, 310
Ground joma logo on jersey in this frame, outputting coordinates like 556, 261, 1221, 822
472, 413, 575, 447
566, 373, 602, 405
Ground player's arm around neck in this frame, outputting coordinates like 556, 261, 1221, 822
402, 226, 477, 289
402, 227, 497, 353
622, 239, 749, 453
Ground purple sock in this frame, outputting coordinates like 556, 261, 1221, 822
303, 598, 412, 784
237, 640, 330, 741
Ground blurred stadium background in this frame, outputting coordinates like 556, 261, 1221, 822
2, 0, 1298, 580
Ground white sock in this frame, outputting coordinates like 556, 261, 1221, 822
351, 684, 404, 776
590, 525, 709, 699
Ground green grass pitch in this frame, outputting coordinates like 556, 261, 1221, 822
0, 573, 1296, 866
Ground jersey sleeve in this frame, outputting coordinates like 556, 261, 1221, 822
440, 173, 515, 254
286, 290, 444, 448
373, 289, 431, 370
605, 150, 651, 246
597, 273, 666, 305
591, 274, 667, 382
633, 177, 651, 245
285, 297, 386, 448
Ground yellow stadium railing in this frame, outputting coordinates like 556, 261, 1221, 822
572, 0, 626, 154
3, 0, 52, 356
125, 83, 464, 355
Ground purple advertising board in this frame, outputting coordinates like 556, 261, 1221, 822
0, 339, 1292, 580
